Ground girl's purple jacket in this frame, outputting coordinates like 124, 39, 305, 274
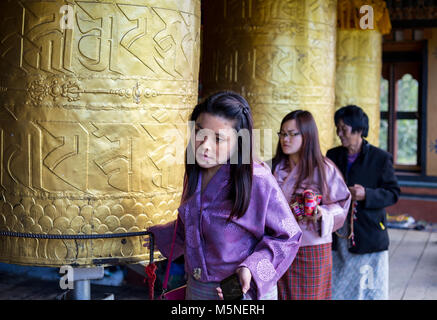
149, 162, 302, 299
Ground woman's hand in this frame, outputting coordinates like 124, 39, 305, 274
236, 267, 252, 294
216, 286, 223, 300
216, 267, 252, 300
348, 184, 366, 201
142, 236, 151, 248
142, 231, 156, 250
314, 205, 323, 220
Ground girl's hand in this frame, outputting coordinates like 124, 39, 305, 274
216, 267, 252, 300
216, 286, 224, 300
314, 205, 323, 220
142, 231, 156, 250
142, 237, 149, 248
236, 266, 252, 294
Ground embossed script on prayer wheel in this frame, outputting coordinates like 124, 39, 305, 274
201, 0, 338, 156
0, 0, 200, 267
335, 0, 392, 147
335, 30, 382, 146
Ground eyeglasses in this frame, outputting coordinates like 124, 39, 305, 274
277, 131, 301, 139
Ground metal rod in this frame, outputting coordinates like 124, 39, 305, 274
71, 280, 91, 300
0, 230, 152, 239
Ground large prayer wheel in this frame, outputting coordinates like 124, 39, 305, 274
335, 29, 382, 146
201, 0, 338, 157
335, 0, 391, 146
0, 0, 200, 267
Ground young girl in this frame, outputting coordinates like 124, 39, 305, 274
272, 110, 351, 300
148, 91, 302, 300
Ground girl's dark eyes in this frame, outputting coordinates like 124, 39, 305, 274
194, 128, 224, 142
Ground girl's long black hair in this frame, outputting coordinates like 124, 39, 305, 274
182, 91, 254, 220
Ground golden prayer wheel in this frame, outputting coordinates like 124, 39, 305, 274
335, 0, 392, 147
335, 29, 383, 146
0, 0, 200, 267
201, 0, 338, 157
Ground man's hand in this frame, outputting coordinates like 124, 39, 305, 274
348, 184, 366, 201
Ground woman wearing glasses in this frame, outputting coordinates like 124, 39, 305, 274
271, 110, 351, 300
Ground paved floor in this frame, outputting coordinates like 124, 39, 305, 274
389, 228, 437, 300
0, 228, 436, 300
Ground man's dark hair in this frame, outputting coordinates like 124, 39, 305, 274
334, 105, 369, 138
